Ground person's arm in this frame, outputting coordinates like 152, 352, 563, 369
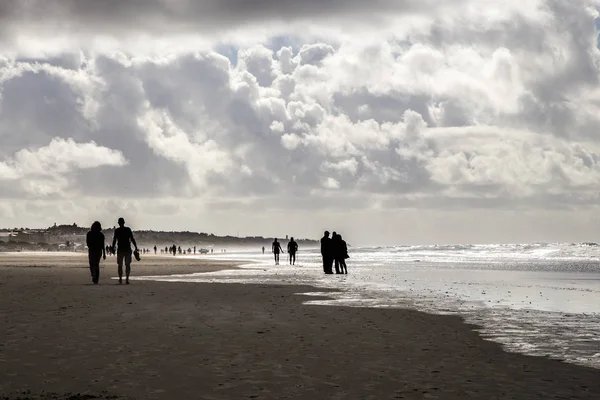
130, 229, 138, 250
279, 243, 284, 253
102, 234, 106, 259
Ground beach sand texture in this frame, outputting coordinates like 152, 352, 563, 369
1, 254, 599, 399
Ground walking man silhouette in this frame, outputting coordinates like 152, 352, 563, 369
111, 217, 138, 284
287, 237, 298, 265
272, 238, 284, 265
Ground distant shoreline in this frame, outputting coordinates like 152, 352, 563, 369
0, 224, 319, 254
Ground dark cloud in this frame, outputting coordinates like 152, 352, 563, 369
0, 0, 431, 31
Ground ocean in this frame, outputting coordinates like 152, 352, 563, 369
137, 243, 600, 369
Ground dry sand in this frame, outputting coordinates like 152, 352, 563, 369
1, 253, 599, 399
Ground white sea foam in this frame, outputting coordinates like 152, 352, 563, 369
136, 243, 600, 368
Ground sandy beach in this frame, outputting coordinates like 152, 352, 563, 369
1, 253, 599, 399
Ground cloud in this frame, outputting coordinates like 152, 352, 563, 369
0, 138, 127, 195
0, 0, 599, 243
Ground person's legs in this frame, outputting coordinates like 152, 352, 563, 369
92, 254, 101, 283
340, 259, 347, 274
325, 257, 334, 274
334, 258, 341, 274
292, 252, 296, 265
124, 252, 132, 283
116, 252, 124, 283
322, 257, 327, 273
88, 253, 99, 283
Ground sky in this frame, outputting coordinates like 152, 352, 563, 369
0, 0, 600, 246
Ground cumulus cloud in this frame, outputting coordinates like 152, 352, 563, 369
0, 138, 127, 195
0, 0, 599, 243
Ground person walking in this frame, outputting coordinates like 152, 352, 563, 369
111, 217, 138, 285
272, 238, 284, 265
287, 237, 298, 265
86, 221, 106, 284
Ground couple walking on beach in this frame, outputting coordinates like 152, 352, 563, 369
86, 217, 139, 284
321, 231, 349, 274
271, 237, 298, 265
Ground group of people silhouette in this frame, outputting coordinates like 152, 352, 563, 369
320, 231, 349, 274
271, 237, 299, 265
86, 217, 138, 285
164, 246, 215, 255
87, 220, 349, 283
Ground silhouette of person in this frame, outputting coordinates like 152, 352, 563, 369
337, 234, 348, 274
272, 238, 284, 265
262, 246, 265, 254
332, 232, 341, 274
333, 232, 349, 274
178, 246, 182, 254
287, 237, 298, 265
86, 221, 106, 284
154, 245, 157, 254
172, 244, 176, 255
111, 217, 138, 284
320, 231, 333, 274
194, 245, 196, 254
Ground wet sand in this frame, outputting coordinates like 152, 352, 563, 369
1, 253, 599, 399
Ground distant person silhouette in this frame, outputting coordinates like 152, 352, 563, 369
194, 246, 196, 254
320, 231, 333, 274
154, 245, 157, 254
262, 246, 265, 254
111, 217, 138, 285
332, 232, 342, 274
335, 234, 349, 274
86, 221, 106, 284
178, 246, 182, 254
287, 237, 298, 265
272, 238, 284, 265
